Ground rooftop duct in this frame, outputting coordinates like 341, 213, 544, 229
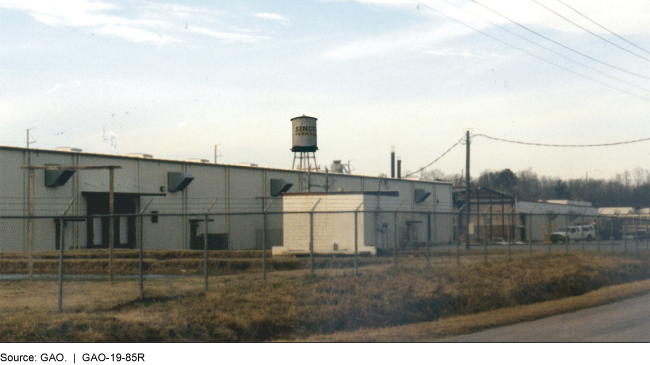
168, 172, 194, 192
126, 153, 153, 159
53, 147, 82, 152
185, 158, 210, 163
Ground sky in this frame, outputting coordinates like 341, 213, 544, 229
1, 0, 649, 181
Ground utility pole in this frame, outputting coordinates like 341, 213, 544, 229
27, 128, 35, 148
465, 131, 470, 250
214, 145, 222, 164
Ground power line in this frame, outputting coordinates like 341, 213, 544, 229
431, 0, 650, 93
529, 0, 650, 63
555, 0, 650, 56
413, 1, 650, 102
404, 135, 465, 178
472, 133, 650, 147
468, 0, 650, 80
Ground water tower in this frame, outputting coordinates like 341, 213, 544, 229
291, 115, 319, 171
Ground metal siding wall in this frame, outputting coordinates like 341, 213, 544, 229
228, 167, 264, 249
0, 147, 455, 252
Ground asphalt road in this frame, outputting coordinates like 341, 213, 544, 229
442, 294, 650, 342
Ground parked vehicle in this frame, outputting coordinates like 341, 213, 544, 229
550, 225, 596, 243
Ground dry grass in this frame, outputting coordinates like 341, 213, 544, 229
0, 249, 396, 275
0, 251, 647, 342
303, 279, 650, 342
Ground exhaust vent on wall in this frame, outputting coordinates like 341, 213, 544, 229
168, 172, 194, 192
414, 189, 431, 203
44, 164, 76, 187
270, 179, 293, 196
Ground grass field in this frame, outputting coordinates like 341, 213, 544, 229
0, 250, 647, 342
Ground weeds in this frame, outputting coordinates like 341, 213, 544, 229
0, 252, 647, 342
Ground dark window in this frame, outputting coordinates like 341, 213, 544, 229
151, 211, 159, 223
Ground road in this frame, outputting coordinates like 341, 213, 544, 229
442, 294, 650, 342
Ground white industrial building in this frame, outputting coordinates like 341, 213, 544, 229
0, 145, 453, 252
515, 200, 598, 242
275, 190, 452, 256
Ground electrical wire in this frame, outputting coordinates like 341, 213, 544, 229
404, 135, 465, 178
472, 133, 650, 147
529, 0, 650, 63
555, 0, 650, 56
468, 0, 650, 80
413, 1, 650, 102
431, 0, 650, 93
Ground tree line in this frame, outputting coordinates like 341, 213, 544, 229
419, 167, 650, 208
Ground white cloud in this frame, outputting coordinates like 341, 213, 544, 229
322, 23, 472, 61
254, 12, 290, 26
188, 25, 269, 43
97, 24, 179, 44
0, 0, 267, 45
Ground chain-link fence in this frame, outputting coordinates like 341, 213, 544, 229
1, 210, 648, 314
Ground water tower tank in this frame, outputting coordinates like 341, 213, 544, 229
291, 115, 318, 152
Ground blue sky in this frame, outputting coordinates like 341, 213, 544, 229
1, 0, 649, 181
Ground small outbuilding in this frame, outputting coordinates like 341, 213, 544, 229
273, 190, 452, 256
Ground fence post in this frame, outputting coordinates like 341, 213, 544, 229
645, 219, 650, 251
204, 214, 209, 294
58, 198, 75, 314
456, 213, 460, 265
263, 211, 267, 282
354, 211, 358, 275
524, 213, 533, 257
309, 199, 321, 277
507, 212, 511, 259
597, 216, 601, 253
393, 211, 398, 269
623, 218, 627, 252
139, 214, 144, 298
611, 218, 614, 251
58, 218, 64, 314
565, 215, 569, 254
546, 213, 553, 255
355, 203, 363, 276
138, 199, 153, 299
483, 213, 487, 262
426, 212, 431, 268
310, 211, 314, 276
581, 217, 584, 253
28, 169, 34, 281
634, 215, 639, 253
109, 168, 115, 282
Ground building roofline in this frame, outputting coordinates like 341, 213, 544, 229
0, 145, 452, 185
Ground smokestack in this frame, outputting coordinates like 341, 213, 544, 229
390, 146, 395, 178
397, 157, 401, 179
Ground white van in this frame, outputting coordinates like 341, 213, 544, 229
550, 225, 596, 243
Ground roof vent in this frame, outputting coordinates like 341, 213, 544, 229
185, 158, 210, 163
126, 153, 153, 159
53, 147, 82, 152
